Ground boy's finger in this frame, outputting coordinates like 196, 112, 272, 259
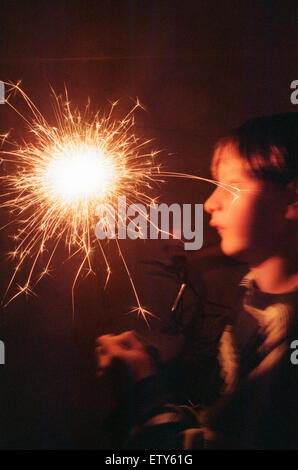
95, 334, 113, 346
94, 345, 108, 358
115, 331, 142, 350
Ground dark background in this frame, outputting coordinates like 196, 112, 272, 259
0, 0, 297, 449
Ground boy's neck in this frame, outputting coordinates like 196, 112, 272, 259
250, 255, 298, 294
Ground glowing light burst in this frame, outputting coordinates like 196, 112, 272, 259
0, 82, 242, 324
46, 146, 115, 202
0, 82, 162, 321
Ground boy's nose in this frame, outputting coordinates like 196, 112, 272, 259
204, 188, 222, 214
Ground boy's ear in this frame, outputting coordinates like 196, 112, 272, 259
285, 181, 298, 220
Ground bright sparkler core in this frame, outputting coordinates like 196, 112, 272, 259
45, 145, 115, 203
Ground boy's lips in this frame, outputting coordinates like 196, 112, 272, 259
216, 227, 226, 236
209, 220, 226, 234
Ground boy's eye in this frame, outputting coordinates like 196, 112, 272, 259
224, 181, 242, 187
218, 181, 242, 191
223, 182, 251, 189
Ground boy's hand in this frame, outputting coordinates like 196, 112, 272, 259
95, 330, 158, 383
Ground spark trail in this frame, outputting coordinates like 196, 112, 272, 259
0, 82, 240, 323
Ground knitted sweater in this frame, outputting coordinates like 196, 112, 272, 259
128, 274, 298, 449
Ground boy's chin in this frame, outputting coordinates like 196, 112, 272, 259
220, 240, 249, 262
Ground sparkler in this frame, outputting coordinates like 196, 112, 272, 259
0, 82, 165, 321
0, 82, 241, 324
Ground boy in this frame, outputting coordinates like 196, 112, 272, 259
95, 113, 298, 449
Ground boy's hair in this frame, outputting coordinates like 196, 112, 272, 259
212, 113, 298, 187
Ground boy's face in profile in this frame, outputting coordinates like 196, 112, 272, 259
204, 145, 290, 265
